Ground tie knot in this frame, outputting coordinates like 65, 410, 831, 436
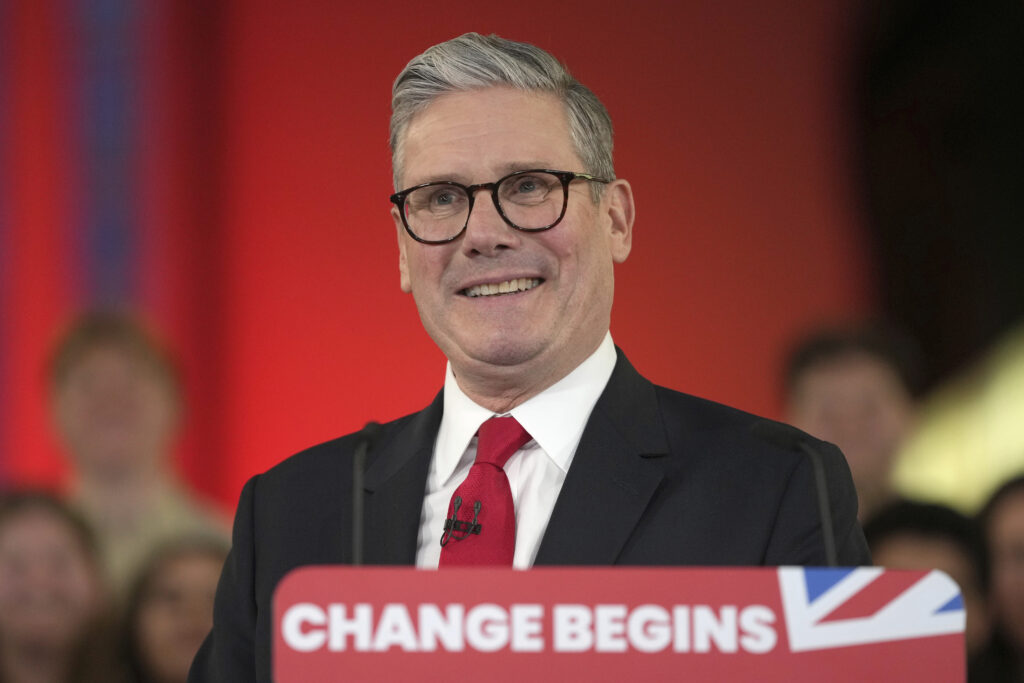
475, 416, 531, 469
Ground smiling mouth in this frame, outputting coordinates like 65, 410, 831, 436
461, 277, 543, 298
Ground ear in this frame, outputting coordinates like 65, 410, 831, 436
392, 206, 413, 293
604, 179, 635, 263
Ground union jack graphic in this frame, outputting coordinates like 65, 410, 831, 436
778, 567, 965, 652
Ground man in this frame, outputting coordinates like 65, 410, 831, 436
864, 500, 992, 661
50, 311, 227, 595
190, 33, 868, 681
784, 325, 920, 523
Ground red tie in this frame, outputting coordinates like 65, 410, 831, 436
439, 416, 531, 566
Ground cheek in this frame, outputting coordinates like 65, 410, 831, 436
55, 394, 86, 433
63, 571, 100, 613
404, 247, 445, 291
566, 239, 615, 304
140, 391, 177, 432
138, 605, 174, 651
0, 581, 19, 626
994, 563, 1024, 611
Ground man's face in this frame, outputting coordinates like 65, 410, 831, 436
0, 508, 103, 650
136, 551, 224, 683
393, 87, 633, 398
871, 533, 990, 655
787, 352, 915, 508
53, 343, 179, 480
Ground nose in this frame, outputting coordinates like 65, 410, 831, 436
460, 187, 521, 257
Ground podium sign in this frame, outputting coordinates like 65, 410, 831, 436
273, 566, 964, 682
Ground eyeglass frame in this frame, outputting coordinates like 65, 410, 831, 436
389, 169, 610, 245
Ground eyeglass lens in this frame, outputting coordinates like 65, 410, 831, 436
402, 171, 565, 242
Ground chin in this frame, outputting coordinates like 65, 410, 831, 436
459, 337, 546, 369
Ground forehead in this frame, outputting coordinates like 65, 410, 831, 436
796, 352, 905, 395
59, 340, 175, 388
149, 551, 225, 586
399, 87, 580, 185
0, 508, 82, 553
871, 534, 977, 587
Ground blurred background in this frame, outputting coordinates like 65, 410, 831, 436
5, 3, 1024, 679
1, 0, 1022, 516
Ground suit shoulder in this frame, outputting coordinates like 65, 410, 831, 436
650, 384, 776, 447
652, 384, 765, 430
651, 383, 835, 454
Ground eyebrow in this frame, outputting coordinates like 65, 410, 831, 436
410, 162, 557, 187
503, 161, 554, 173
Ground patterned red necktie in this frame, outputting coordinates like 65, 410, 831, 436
439, 416, 531, 566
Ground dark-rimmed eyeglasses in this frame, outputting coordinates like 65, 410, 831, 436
389, 169, 609, 245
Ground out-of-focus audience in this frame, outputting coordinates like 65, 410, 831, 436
864, 500, 992, 660
0, 488, 228, 683
0, 491, 114, 683
48, 311, 227, 595
784, 323, 1024, 677
120, 536, 228, 683
862, 476, 1024, 683
978, 474, 1024, 681
785, 324, 922, 523
5, 307, 1018, 681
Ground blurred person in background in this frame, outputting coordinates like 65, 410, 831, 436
864, 499, 997, 679
0, 490, 114, 683
120, 536, 228, 683
48, 311, 227, 595
978, 474, 1024, 680
785, 324, 922, 523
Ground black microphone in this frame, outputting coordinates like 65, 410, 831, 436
440, 497, 482, 547
351, 421, 382, 566
750, 419, 839, 567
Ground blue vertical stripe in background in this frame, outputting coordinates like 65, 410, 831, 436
76, 0, 140, 307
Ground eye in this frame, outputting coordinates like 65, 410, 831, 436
406, 184, 467, 216
425, 185, 467, 214
501, 173, 555, 205
430, 188, 459, 207
510, 175, 543, 195
516, 179, 536, 193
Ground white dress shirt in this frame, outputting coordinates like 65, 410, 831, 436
415, 332, 618, 569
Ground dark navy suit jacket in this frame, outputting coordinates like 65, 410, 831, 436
189, 349, 870, 681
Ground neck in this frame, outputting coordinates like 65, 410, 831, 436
452, 336, 605, 414
73, 463, 170, 531
456, 379, 540, 414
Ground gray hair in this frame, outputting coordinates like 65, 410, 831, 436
389, 32, 615, 191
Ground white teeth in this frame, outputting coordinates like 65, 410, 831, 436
464, 278, 541, 298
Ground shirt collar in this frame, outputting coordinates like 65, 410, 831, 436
434, 332, 617, 487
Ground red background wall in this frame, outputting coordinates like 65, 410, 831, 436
0, 0, 870, 512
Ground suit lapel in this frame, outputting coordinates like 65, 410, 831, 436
361, 391, 443, 565
355, 350, 667, 566
535, 350, 668, 565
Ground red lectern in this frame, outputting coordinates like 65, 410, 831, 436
273, 566, 965, 682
